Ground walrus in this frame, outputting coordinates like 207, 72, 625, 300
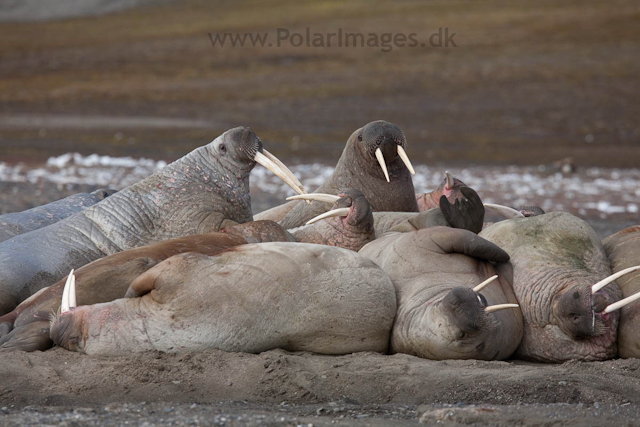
0, 127, 304, 315
359, 227, 522, 360
603, 226, 640, 358
50, 242, 397, 355
0, 188, 117, 243
285, 188, 375, 252
479, 212, 636, 362
256, 121, 418, 228
0, 221, 294, 352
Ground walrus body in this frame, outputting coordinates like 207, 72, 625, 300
0, 189, 116, 243
480, 212, 622, 362
271, 121, 418, 229
603, 226, 640, 358
0, 233, 250, 352
360, 227, 522, 360
0, 127, 301, 315
51, 243, 397, 356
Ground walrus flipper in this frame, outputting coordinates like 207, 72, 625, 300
427, 227, 509, 263
439, 186, 485, 234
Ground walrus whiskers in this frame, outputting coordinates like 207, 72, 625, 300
397, 146, 415, 175
306, 208, 351, 225
286, 193, 340, 203
591, 265, 640, 294
604, 288, 640, 313
473, 275, 499, 293
485, 303, 519, 313
61, 270, 76, 314
483, 203, 526, 219
375, 148, 390, 182
254, 151, 307, 196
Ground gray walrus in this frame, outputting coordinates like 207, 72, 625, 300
360, 227, 522, 360
0, 127, 304, 315
50, 242, 397, 356
0, 188, 116, 243
479, 212, 633, 362
256, 121, 418, 228
603, 226, 640, 358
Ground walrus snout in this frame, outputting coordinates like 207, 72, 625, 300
552, 285, 612, 339
222, 126, 263, 163
441, 287, 488, 335
50, 310, 85, 352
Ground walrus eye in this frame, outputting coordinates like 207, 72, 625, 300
357, 134, 363, 142
219, 143, 227, 154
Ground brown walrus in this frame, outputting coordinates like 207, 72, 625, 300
256, 121, 418, 228
0, 127, 304, 315
360, 227, 522, 360
0, 221, 293, 352
50, 242, 397, 355
603, 226, 640, 358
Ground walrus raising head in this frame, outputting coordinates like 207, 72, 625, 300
276, 120, 417, 229
355, 120, 415, 182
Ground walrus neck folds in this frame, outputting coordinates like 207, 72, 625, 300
81, 144, 254, 251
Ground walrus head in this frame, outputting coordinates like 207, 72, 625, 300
552, 266, 640, 339
355, 120, 415, 182
209, 127, 306, 196
288, 189, 375, 251
440, 276, 519, 342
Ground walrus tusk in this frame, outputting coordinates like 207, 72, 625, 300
473, 275, 499, 293
485, 303, 519, 313
254, 151, 307, 196
262, 149, 307, 195
483, 203, 526, 219
286, 193, 340, 203
604, 289, 640, 314
397, 146, 415, 175
591, 265, 640, 294
445, 171, 453, 190
375, 148, 390, 182
61, 269, 76, 314
306, 207, 351, 225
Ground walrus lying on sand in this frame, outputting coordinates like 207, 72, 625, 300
0, 188, 116, 243
50, 243, 397, 355
0, 222, 294, 352
603, 226, 640, 359
0, 127, 304, 315
480, 212, 640, 362
360, 227, 522, 360
256, 120, 418, 227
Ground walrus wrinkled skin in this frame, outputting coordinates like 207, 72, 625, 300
289, 189, 375, 252
603, 226, 640, 358
0, 233, 251, 352
0, 188, 116, 243
480, 212, 622, 362
50, 243, 397, 356
360, 227, 522, 360
263, 121, 417, 228
0, 127, 298, 315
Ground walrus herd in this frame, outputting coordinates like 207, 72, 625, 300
0, 121, 639, 365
